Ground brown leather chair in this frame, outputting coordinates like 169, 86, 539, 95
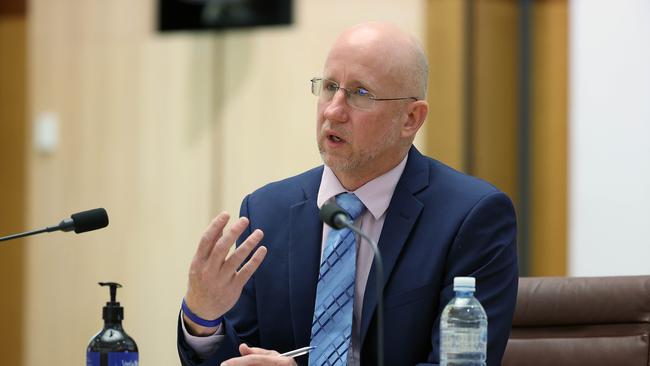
503, 276, 650, 366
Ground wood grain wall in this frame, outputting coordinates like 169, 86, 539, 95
530, 0, 567, 276
0, 11, 26, 366
425, 0, 568, 275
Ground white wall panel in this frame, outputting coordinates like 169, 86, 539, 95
569, 0, 650, 275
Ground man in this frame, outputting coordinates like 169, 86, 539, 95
177, 22, 518, 366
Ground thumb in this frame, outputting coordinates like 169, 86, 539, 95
239, 343, 252, 355
239, 343, 279, 356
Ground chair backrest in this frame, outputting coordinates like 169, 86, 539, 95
503, 275, 650, 366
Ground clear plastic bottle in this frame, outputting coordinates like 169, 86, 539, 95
440, 277, 487, 366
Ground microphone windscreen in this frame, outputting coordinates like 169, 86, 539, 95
319, 202, 348, 230
71, 208, 109, 233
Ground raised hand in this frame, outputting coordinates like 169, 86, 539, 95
183, 212, 267, 335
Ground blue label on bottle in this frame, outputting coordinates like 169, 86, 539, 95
86, 351, 138, 366
87, 352, 100, 366
108, 352, 139, 366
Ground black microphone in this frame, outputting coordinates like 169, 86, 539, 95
320, 202, 385, 366
0, 208, 109, 242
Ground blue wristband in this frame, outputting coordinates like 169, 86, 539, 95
181, 298, 223, 328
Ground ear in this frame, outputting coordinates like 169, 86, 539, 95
401, 100, 428, 139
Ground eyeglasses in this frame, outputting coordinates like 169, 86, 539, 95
310, 77, 418, 110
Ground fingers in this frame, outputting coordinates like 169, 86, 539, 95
195, 212, 230, 260
222, 355, 286, 366
221, 345, 296, 366
239, 343, 279, 356
239, 343, 253, 356
222, 229, 264, 274
235, 245, 267, 288
208, 216, 251, 266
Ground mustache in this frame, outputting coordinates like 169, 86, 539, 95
319, 123, 350, 140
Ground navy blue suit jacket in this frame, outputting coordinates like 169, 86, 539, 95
178, 147, 518, 365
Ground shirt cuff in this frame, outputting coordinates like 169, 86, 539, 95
180, 310, 225, 359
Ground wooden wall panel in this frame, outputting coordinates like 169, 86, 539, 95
472, 0, 519, 204
26, 2, 219, 364
425, 0, 569, 275
0, 15, 26, 366
425, 0, 465, 170
530, 0, 568, 276
0, 0, 26, 16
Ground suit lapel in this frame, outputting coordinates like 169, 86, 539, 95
360, 147, 429, 343
288, 173, 323, 349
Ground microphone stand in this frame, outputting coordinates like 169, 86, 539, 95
343, 222, 384, 366
1, 227, 51, 242
0, 208, 106, 243
0, 219, 73, 243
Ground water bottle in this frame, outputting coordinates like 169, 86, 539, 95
87, 282, 139, 366
440, 277, 487, 366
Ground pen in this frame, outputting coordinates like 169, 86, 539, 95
279, 346, 315, 358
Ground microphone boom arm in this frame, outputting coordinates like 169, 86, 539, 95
339, 216, 385, 366
0, 208, 107, 243
0, 227, 50, 242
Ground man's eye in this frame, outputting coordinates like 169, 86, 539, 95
324, 82, 338, 92
355, 88, 370, 97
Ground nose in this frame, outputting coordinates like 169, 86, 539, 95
322, 88, 350, 123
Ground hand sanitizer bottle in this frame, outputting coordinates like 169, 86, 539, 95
87, 282, 139, 366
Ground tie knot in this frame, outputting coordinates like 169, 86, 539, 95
336, 193, 365, 221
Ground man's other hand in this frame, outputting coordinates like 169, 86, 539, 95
221, 344, 298, 366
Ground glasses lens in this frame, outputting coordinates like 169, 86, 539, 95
311, 78, 322, 96
311, 78, 337, 102
320, 79, 338, 101
348, 88, 374, 110
310, 78, 375, 110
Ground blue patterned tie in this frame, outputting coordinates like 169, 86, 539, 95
309, 193, 365, 366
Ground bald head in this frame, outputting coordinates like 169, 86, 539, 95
325, 22, 429, 99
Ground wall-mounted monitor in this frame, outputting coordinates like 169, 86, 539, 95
158, 0, 292, 32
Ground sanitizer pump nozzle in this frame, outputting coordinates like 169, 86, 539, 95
86, 282, 139, 366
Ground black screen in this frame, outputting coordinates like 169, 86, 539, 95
158, 0, 292, 32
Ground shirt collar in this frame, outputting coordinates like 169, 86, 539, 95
316, 154, 409, 220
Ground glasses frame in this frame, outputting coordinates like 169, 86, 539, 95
310, 77, 418, 110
